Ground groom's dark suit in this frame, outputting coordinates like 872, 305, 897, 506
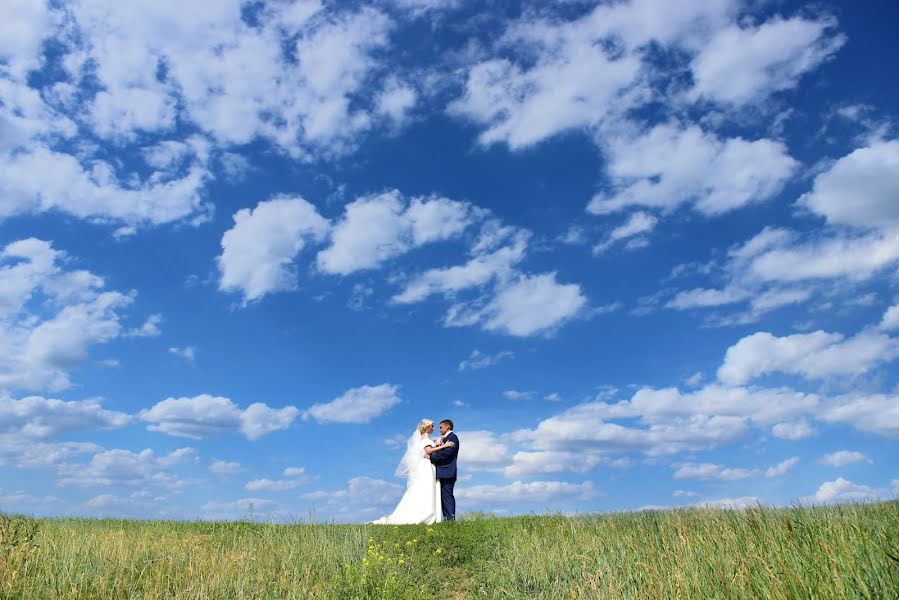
429, 432, 459, 521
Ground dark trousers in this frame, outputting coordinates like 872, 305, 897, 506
439, 477, 456, 521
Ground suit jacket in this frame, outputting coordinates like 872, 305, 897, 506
429, 432, 459, 479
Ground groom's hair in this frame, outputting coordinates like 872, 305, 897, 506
440, 419, 454, 429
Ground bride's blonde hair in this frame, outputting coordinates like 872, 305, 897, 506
417, 419, 434, 434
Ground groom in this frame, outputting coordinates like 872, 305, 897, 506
427, 419, 459, 521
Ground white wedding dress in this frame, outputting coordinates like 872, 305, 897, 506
371, 432, 442, 525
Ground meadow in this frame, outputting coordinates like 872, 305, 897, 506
1, 501, 896, 599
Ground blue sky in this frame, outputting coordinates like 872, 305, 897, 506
1, 0, 897, 522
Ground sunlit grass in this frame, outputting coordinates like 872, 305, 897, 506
2, 501, 896, 599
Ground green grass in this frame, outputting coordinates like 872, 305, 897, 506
2, 501, 897, 599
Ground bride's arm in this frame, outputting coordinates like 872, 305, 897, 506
424, 441, 454, 455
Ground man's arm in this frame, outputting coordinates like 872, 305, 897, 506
429, 435, 459, 462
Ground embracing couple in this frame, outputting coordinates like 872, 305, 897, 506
371, 419, 459, 525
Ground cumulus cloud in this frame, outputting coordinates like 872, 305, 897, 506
456, 430, 513, 472
392, 231, 528, 304
456, 480, 596, 504
0, 395, 131, 440
0, 238, 150, 392
695, 497, 762, 509
588, 124, 797, 216
452, 272, 588, 337
820, 393, 899, 438
820, 451, 871, 467
689, 16, 844, 106
139, 394, 299, 440
803, 478, 883, 504
771, 420, 816, 440
448, 1, 738, 149
57, 447, 196, 489
168, 346, 196, 362
303, 384, 401, 424
798, 140, 899, 231
673, 462, 756, 481
717, 329, 899, 386
218, 196, 330, 303
674, 459, 800, 481
765, 457, 800, 478
0, 1, 414, 231
316, 191, 476, 275
503, 451, 603, 478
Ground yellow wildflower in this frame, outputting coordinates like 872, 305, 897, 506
434, 548, 443, 555
398, 559, 405, 565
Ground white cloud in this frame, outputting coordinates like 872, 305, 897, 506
457, 480, 596, 504
375, 77, 417, 125
673, 462, 755, 481
218, 196, 330, 303
301, 476, 404, 521
820, 451, 871, 467
448, 1, 739, 150
168, 346, 196, 362
0, 395, 132, 438
717, 329, 899, 386
139, 394, 299, 440
464, 272, 588, 337
765, 457, 799, 478
0, 238, 146, 392
771, 420, 816, 440
689, 17, 844, 106
502, 390, 533, 401
209, 460, 241, 475
0, 146, 212, 231
673, 490, 698, 498
511, 382, 823, 458
458, 349, 513, 371
0, 0, 56, 79
503, 451, 602, 478
593, 212, 658, 254
695, 496, 762, 509
244, 466, 308, 491
57, 447, 196, 489
245, 478, 303, 492
803, 478, 882, 504
880, 303, 899, 331
303, 384, 401, 424
317, 191, 476, 275
392, 232, 527, 304
588, 123, 797, 216
64, 1, 395, 156
745, 229, 899, 284
820, 393, 899, 438
126, 314, 162, 338
456, 430, 513, 472
798, 140, 899, 231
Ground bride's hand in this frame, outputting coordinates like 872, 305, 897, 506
442, 441, 455, 447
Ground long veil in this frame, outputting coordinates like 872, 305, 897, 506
394, 429, 423, 478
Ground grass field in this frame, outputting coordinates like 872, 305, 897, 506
2, 501, 897, 599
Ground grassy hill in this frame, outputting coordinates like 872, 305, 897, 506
2, 501, 897, 599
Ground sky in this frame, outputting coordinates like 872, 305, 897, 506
1, 0, 897, 523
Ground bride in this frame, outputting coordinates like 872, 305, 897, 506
370, 419, 454, 525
